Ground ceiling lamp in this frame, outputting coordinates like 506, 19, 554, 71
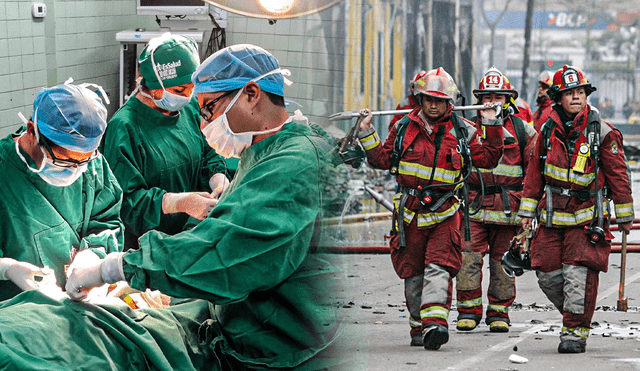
204, 0, 343, 19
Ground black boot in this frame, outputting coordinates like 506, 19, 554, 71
421, 324, 449, 350
558, 339, 586, 353
410, 333, 423, 347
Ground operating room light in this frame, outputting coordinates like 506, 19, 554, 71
204, 0, 344, 19
258, 0, 294, 14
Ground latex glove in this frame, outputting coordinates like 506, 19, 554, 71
162, 192, 217, 220
0, 258, 56, 291
66, 250, 125, 301
209, 173, 230, 199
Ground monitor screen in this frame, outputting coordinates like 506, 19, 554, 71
137, 0, 209, 16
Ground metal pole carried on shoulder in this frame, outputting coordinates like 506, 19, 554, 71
328, 103, 501, 121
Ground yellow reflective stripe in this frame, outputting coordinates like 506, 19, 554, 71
409, 316, 422, 328
540, 205, 609, 226
393, 192, 460, 227
568, 171, 595, 187
398, 161, 460, 183
487, 304, 508, 314
544, 163, 595, 186
544, 163, 568, 182
416, 203, 460, 228
457, 298, 482, 308
470, 210, 521, 224
392, 194, 416, 224
420, 306, 450, 321
359, 132, 381, 151
615, 203, 634, 218
477, 164, 523, 178
519, 198, 538, 212
562, 326, 590, 338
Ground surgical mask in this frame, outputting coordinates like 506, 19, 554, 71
201, 68, 293, 158
143, 47, 193, 112
15, 132, 88, 187
139, 88, 191, 112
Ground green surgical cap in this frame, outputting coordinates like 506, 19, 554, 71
139, 33, 200, 90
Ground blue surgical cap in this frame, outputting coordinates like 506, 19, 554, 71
33, 84, 108, 152
192, 44, 284, 97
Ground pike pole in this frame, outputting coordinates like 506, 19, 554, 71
617, 232, 628, 311
328, 103, 501, 121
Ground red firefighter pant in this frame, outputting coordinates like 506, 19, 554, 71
531, 225, 611, 331
455, 222, 517, 324
390, 212, 462, 335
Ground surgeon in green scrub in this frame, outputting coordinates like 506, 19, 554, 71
62, 44, 349, 370
0, 82, 123, 302
101, 33, 228, 250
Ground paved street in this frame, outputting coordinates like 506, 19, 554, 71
329, 252, 640, 371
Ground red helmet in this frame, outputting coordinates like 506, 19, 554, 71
413, 67, 460, 101
473, 67, 518, 100
537, 71, 553, 88
548, 65, 596, 101
409, 70, 427, 95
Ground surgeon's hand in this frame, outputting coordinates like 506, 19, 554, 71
66, 250, 125, 301
209, 173, 230, 199
0, 258, 56, 291
65, 250, 105, 301
162, 192, 218, 220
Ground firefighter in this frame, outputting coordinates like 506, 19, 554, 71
455, 67, 538, 333
533, 70, 554, 132
519, 65, 634, 353
389, 70, 426, 128
357, 67, 504, 350
514, 97, 534, 126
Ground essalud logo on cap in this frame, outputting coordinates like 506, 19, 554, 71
156, 60, 182, 80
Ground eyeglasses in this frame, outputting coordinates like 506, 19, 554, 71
199, 91, 235, 121
40, 137, 97, 168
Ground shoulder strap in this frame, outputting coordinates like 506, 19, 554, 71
450, 113, 468, 142
389, 115, 412, 174
511, 116, 527, 162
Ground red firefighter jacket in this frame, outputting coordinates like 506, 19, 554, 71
519, 105, 634, 227
359, 105, 504, 228
533, 96, 553, 133
468, 115, 538, 225
514, 98, 534, 126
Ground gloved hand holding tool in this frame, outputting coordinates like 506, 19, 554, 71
65, 250, 125, 301
0, 258, 56, 291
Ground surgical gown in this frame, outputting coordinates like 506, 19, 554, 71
100, 97, 227, 249
0, 128, 124, 301
0, 123, 351, 370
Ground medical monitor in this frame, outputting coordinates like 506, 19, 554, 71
137, 0, 209, 16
